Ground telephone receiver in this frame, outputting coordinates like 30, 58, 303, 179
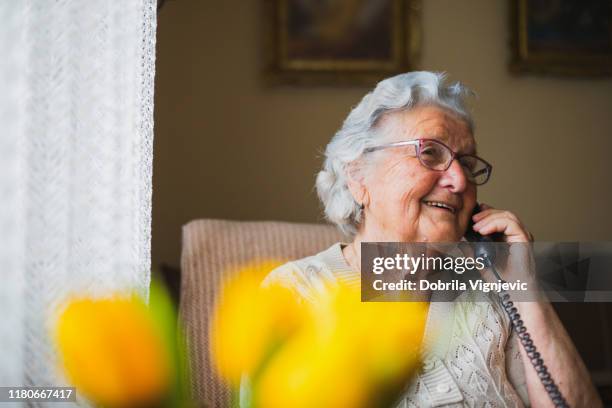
465, 203, 501, 267
465, 204, 568, 407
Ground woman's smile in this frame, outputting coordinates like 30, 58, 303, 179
421, 199, 459, 214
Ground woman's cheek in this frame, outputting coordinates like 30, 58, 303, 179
409, 172, 439, 199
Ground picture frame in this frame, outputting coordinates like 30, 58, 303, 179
263, 0, 422, 86
510, 0, 612, 76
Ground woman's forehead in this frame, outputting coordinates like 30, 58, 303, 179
380, 106, 475, 153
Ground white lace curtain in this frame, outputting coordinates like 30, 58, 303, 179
0, 0, 156, 401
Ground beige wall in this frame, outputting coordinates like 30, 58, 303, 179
153, 0, 612, 267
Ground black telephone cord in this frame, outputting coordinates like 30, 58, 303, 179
487, 259, 570, 408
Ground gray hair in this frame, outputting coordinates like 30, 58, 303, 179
315, 71, 475, 236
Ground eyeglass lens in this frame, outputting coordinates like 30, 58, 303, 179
417, 140, 490, 185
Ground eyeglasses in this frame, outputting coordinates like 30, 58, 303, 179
363, 138, 492, 185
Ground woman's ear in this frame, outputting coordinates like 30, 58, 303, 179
346, 161, 369, 208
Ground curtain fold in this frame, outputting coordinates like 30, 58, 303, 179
0, 0, 156, 402
0, 2, 27, 398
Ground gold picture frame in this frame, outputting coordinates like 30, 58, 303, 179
510, 0, 612, 76
263, 0, 422, 86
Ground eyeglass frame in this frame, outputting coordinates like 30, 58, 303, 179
362, 138, 493, 185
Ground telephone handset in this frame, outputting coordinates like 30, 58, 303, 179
465, 204, 502, 268
466, 204, 569, 408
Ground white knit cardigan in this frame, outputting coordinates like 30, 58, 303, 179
259, 243, 530, 408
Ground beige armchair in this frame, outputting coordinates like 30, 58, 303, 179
179, 219, 344, 407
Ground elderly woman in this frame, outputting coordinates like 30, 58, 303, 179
261, 72, 600, 407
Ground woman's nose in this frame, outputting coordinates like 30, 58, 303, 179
438, 159, 468, 192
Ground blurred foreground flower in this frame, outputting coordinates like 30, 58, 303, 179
210, 262, 428, 408
54, 280, 191, 407
209, 261, 300, 386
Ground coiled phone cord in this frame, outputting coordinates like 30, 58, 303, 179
486, 256, 570, 408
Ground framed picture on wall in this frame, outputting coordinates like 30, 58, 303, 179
510, 0, 612, 76
263, 0, 421, 86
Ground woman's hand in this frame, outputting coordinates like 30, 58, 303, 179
470, 203, 534, 243
470, 203, 536, 287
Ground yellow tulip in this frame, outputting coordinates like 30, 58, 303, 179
353, 299, 428, 402
257, 283, 428, 408
210, 263, 429, 408
55, 296, 172, 407
209, 261, 305, 386
256, 327, 368, 408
